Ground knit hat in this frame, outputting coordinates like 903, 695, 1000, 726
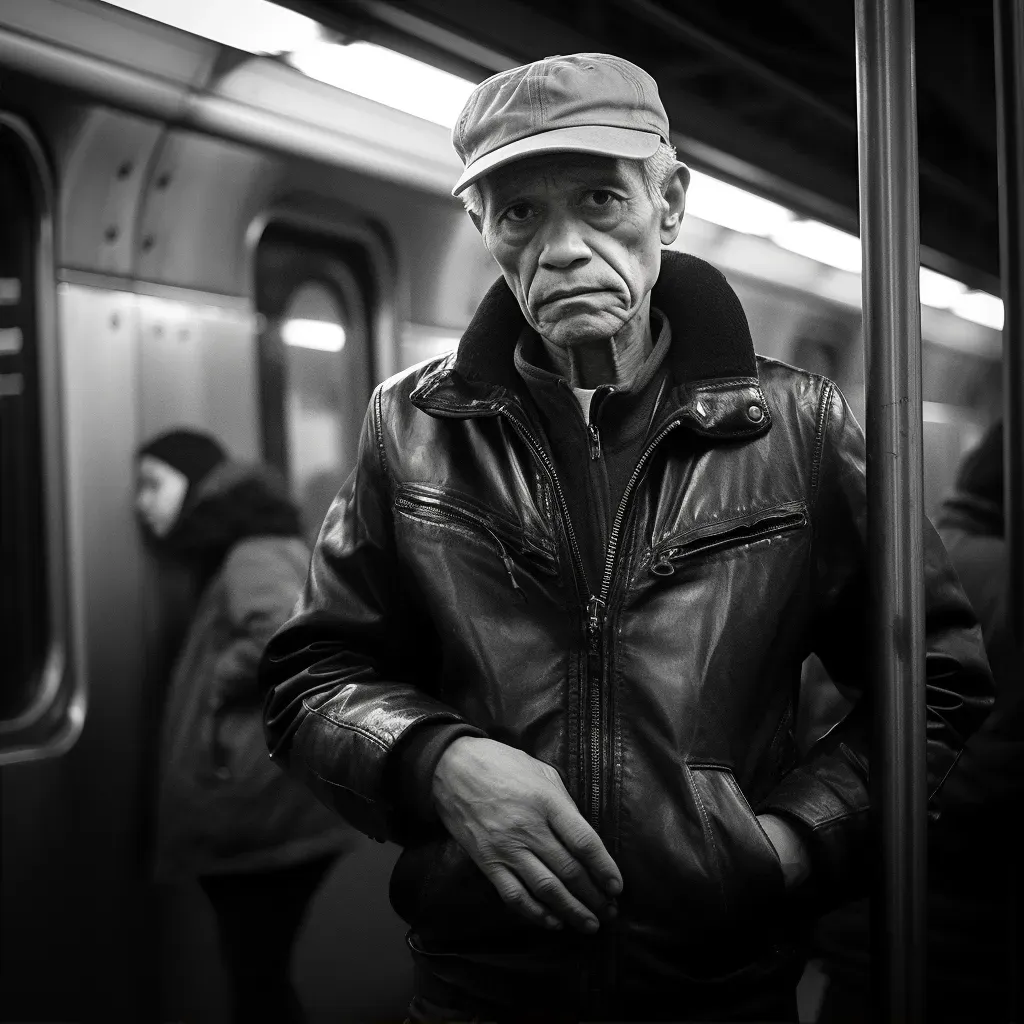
138, 429, 227, 500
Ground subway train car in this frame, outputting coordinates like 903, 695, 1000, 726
0, 1, 1004, 1021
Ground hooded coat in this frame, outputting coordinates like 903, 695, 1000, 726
153, 460, 355, 879
816, 422, 1017, 1023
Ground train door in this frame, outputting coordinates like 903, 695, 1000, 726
247, 219, 414, 1022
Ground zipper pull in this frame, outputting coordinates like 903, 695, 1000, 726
588, 423, 602, 461
587, 596, 605, 655
651, 554, 675, 577
492, 534, 526, 600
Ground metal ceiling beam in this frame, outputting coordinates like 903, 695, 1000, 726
618, 0, 855, 130
617, 0, 993, 219
284, 0, 1002, 283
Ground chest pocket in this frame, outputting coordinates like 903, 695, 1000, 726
394, 483, 558, 596
647, 501, 808, 578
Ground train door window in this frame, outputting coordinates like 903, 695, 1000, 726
0, 114, 70, 757
255, 223, 375, 543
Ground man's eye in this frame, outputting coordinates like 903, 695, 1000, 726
503, 203, 534, 223
586, 190, 617, 207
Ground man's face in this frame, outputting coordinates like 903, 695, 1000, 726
477, 153, 680, 349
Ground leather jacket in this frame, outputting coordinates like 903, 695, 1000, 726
261, 252, 993, 1015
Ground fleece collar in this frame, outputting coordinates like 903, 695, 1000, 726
410, 250, 770, 440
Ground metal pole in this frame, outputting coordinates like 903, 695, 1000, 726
995, 0, 1024, 714
993, 1, 1024, 1016
854, 1, 928, 1021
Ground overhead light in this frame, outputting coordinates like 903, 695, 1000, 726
686, 170, 794, 237
919, 268, 967, 310
282, 319, 346, 353
287, 41, 477, 129
950, 291, 1005, 331
99, 0, 322, 54
769, 220, 863, 274
95, 1, 1006, 336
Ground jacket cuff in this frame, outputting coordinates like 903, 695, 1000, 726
757, 767, 870, 908
389, 721, 486, 830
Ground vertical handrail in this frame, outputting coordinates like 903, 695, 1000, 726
854, 1, 928, 1022
995, 0, 1024, 721
993, 1, 1024, 1017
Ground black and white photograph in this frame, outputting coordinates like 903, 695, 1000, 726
0, 1, 1020, 1022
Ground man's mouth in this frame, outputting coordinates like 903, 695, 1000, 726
539, 287, 606, 306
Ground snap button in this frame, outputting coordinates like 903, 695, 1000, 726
747, 404, 764, 422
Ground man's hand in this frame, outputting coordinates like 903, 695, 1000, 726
758, 813, 811, 889
432, 736, 623, 934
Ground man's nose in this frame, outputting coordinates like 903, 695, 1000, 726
538, 214, 590, 269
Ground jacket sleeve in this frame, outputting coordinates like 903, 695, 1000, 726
758, 381, 994, 902
930, 529, 1019, 857
932, 669, 1023, 846
212, 539, 306, 706
259, 385, 485, 843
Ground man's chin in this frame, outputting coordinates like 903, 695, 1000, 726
537, 312, 627, 348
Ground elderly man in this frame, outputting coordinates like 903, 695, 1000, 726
260, 53, 992, 1022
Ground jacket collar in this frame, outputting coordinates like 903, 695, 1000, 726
410, 250, 770, 440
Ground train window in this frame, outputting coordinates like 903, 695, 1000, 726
1, 122, 48, 720
0, 114, 73, 758
255, 222, 375, 542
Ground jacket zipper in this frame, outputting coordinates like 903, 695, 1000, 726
504, 405, 684, 828
393, 495, 526, 598
499, 409, 596, 807
649, 508, 807, 576
500, 411, 590, 592
502, 404, 682, 1012
585, 420, 684, 824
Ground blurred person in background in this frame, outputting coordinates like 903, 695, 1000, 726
135, 428, 355, 1024
816, 419, 1020, 1023
936, 421, 1013, 683
927, 418, 1020, 1022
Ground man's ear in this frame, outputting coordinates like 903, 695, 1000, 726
659, 166, 688, 246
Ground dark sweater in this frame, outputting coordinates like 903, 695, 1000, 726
512, 310, 672, 591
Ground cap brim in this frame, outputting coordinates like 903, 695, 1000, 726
452, 125, 663, 197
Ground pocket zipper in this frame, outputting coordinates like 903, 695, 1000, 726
394, 495, 527, 599
650, 508, 807, 577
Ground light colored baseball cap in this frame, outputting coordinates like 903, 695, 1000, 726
451, 53, 675, 197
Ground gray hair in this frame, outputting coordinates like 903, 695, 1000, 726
460, 141, 685, 219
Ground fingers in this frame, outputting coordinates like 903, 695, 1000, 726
478, 861, 564, 932
547, 801, 623, 898
514, 848, 604, 934
531, 840, 617, 925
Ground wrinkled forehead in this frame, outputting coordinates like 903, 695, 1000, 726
479, 152, 642, 204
